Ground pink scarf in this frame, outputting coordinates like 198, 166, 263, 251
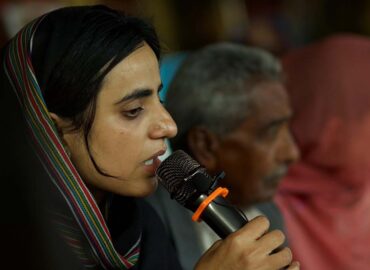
276, 34, 370, 270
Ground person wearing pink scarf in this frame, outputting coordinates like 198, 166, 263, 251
276, 34, 370, 270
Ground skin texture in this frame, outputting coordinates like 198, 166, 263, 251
189, 81, 300, 207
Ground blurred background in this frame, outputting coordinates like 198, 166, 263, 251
2, 0, 370, 57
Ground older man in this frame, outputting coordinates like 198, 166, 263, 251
148, 43, 299, 270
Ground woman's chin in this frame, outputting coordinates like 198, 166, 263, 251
139, 177, 159, 197
120, 176, 159, 198
90, 175, 159, 198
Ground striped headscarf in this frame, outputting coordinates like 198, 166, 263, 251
2, 7, 142, 269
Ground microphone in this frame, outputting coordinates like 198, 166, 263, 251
156, 150, 248, 239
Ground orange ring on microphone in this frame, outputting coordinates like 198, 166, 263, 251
192, 187, 229, 222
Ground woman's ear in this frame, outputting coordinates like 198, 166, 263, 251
49, 112, 72, 156
49, 113, 70, 135
187, 126, 220, 173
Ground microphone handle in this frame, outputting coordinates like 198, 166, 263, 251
188, 194, 248, 239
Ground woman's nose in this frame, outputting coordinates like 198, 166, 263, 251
149, 107, 178, 139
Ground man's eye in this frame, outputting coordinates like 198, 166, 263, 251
123, 107, 143, 119
260, 125, 280, 140
266, 126, 279, 136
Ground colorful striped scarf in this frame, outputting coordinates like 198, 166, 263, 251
3, 16, 140, 270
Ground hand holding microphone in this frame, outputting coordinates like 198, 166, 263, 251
156, 150, 299, 270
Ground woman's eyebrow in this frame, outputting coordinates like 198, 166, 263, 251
114, 88, 153, 105
115, 84, 163, 105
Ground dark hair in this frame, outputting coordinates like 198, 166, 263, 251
166, 42, 282, 153
32, 5, 160, 176
38, 6, 159, 132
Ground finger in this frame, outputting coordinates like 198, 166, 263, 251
267, 247, 293, 269
233, 215, 270, 241
257, 229, 285, 254
285, 261, 300, 270
206, 239, 222, 253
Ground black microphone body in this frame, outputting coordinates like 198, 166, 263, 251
188, 193, 248, 239
156, 150, 248, 239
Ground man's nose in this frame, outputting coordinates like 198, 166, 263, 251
279, 129, 300, 165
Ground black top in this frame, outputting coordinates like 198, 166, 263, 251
107, 196, 183, 270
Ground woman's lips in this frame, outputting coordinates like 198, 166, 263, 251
143, 156, 162, 176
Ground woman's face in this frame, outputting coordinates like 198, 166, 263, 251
58, 43, 177, 198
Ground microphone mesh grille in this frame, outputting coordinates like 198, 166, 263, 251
156, 150, 201, 205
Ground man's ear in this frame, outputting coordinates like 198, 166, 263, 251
187, 126, 220, 173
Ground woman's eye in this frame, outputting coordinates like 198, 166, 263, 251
123, 107, 143, 119
157, 93, 164, 104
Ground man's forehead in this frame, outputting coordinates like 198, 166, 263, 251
246, 81, 292, 124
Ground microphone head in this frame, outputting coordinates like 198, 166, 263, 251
157, 150, 248, 238
156, 150, 211, 205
